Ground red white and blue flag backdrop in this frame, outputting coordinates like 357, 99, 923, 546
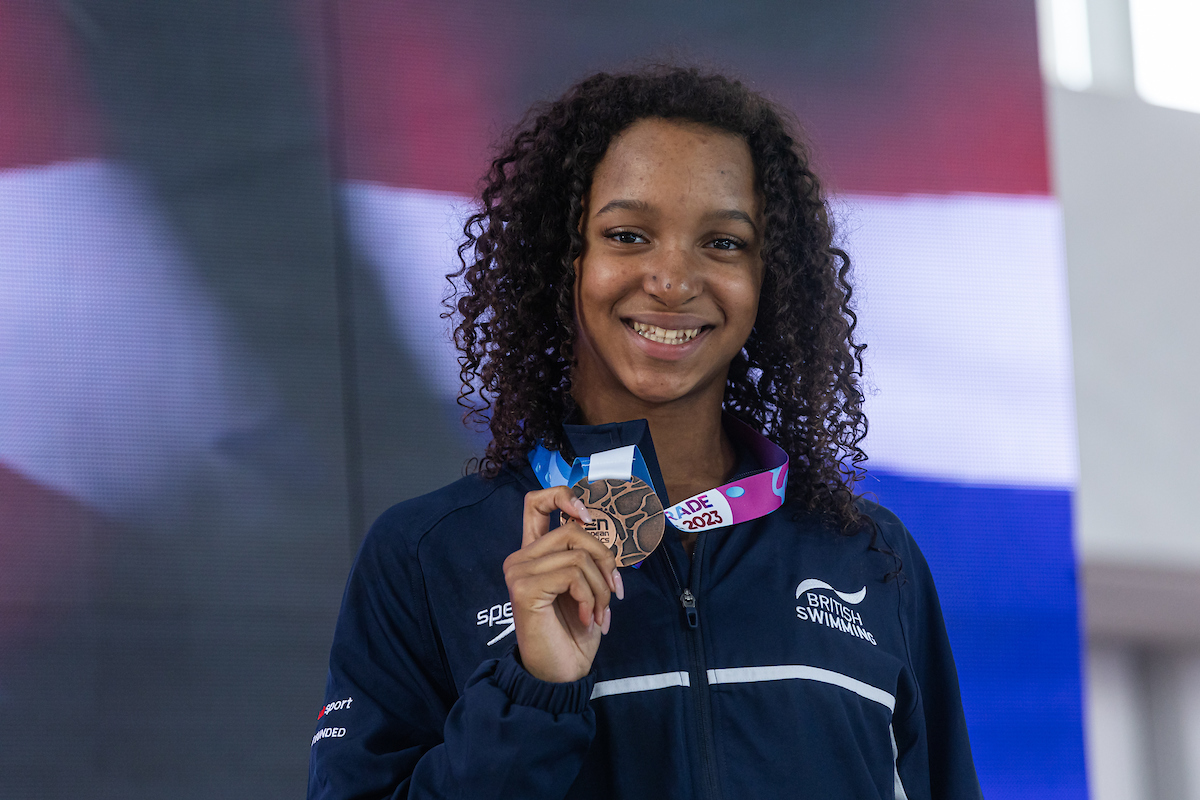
0, 1, 1084, 797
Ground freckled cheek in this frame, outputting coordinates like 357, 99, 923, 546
579, 268, 636, 312
715, 278, 761, 333
575, 293, 625, 348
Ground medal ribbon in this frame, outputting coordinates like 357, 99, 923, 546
529, 415, 789, 535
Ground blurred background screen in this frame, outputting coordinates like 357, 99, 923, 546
0, 1, 1086, 797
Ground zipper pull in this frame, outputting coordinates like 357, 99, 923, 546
680, 589, 698, 629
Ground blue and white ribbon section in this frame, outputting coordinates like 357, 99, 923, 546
529, 415, 789, 535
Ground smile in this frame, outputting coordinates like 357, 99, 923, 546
630, 321, 704, 345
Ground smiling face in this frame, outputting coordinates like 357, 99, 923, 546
571, 118, 764, 420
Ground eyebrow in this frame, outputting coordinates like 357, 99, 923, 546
594, 199, 759, 234
709, 208, 759, 234
594, 198, 652, 217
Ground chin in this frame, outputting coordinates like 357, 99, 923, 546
632, 391, 688, 407
624, 375, 702, 407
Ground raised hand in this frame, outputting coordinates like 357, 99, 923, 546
503, 486, 625, 683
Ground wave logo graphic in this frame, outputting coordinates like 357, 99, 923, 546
795, 578, 866, 605
794, 578, 876, 645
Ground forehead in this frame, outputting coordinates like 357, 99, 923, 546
589, 118, 758, 208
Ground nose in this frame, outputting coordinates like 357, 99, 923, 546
643, 245, 699, 307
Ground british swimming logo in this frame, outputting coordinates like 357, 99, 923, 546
794, 578, 876, 645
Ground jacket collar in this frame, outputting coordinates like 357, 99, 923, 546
556, 415, 762, 508
561, 418, 670, 509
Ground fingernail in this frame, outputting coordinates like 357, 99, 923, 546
574, 499, 593, 524
612, 569, 625, 601
588, 618, 595, 633
601, 606, 611, 635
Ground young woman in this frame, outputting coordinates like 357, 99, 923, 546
309, 68, 981, 800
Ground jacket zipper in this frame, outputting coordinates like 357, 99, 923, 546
660, 536, 723, 800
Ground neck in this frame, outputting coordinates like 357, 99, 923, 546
573, 390, 735, 507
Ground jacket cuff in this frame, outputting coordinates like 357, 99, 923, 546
493, 651, 596, 715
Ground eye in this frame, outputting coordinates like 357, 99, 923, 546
707, 236, 747, 251
605, 229, 648, 245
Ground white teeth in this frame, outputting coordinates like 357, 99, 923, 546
631, 322, 703, 345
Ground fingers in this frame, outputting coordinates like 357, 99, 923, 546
521, 547, 613, 625
507, 532, 615, 621
523, 487, 592, 547
518, 524, 617, 594
506, 488, 625, 637
506, 552, 609, 632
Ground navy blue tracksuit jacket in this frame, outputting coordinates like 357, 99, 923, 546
309, 419, 982, 799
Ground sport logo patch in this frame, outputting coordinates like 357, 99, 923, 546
794, 579, 877, 645
476, 600, 515, 646
317, 696, 353, 721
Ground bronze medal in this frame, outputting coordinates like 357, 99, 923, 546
572, 476, 665, 567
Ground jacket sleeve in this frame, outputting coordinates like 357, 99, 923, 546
308, 514, 598, 800
884, 521, 983, 800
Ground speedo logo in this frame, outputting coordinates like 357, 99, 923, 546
795, 579, 877, 645
317, 696, 352, 721
476, 600, 515, 646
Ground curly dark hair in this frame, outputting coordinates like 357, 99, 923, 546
449, 66, 869, 531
